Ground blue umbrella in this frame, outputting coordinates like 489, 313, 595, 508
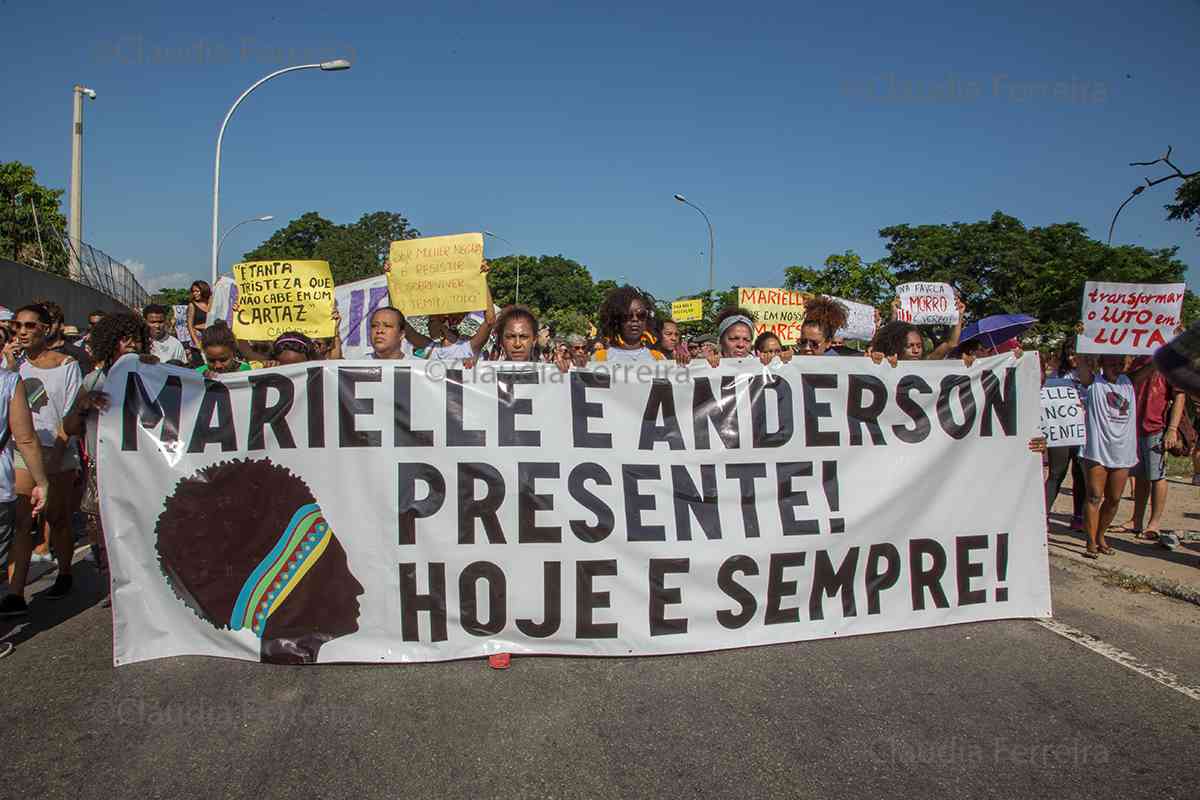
959, 314, 1038, 350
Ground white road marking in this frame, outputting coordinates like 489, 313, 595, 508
1037, 618, 1200, 702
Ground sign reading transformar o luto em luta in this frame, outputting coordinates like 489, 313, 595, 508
232, 260, 335, 340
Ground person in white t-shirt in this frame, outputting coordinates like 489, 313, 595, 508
396, 262, 497, 362
143, 303, 188, 365
1076, 354, 1140, 559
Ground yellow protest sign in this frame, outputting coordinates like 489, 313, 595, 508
387, 233, 486, 316
737, 287, 810, 344
232, 260, 335, 341
671, 298, 704, 322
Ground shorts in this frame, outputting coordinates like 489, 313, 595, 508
0, 500, 14, 571
1134, 432, 1167, 482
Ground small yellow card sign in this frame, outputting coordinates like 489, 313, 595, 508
671, 298, 704, 322
232, 260, 335, 341
387, 233, 486, 316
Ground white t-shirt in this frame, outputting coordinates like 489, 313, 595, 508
0, 369, 19, 502
151, 334, 188, 364
18, 358, 82, 472
423, 339, 474, 361
599, 346, 661, 364
1081, 373, 1137, 469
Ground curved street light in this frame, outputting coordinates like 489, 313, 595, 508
483, 230, 521, 304
210, 59, 351, 283
673, 193, 715, 295
216, 215, 275, 270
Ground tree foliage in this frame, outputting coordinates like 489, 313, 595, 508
0, 161, 68, 273
1166, 175, 1200, 237
783, 251, 895, 310
243, 211, 419, 284
152, 287, 193, 306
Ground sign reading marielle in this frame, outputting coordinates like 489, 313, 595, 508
388, 233, 486, 317
1077, 281, 1185, 355
738, 287, 809, 344
102, 355, 1050, 666
232, 260, 335, 340
1039, 384, 1086, 447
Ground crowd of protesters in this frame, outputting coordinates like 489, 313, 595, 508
1, 268, 1196, 659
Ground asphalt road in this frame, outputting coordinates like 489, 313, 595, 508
3, 555, 1198, 800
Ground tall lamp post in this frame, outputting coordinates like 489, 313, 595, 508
673, 193, 715, 296
483, 230, 520, 303
210, 59, 351, 284
216, 214, 275, 270
68, 85, 97, 281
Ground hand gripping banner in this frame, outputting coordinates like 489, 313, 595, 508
100, 354, 1051, 665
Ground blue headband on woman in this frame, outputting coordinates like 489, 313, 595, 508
718, 315, 754, 338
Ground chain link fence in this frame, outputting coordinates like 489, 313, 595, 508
53, 231, 150, 309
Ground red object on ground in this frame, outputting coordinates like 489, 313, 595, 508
488, 653, 511, 670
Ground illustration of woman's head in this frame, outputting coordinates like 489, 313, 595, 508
155, 459, 364, 664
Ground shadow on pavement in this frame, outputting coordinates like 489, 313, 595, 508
0, 557, 108, 648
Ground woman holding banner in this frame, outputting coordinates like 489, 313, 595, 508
1075, 355, 1138, 558
796, 297, 849, 357
592, 286, 667, 363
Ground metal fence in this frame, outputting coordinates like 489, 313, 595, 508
54, 232, 150, 309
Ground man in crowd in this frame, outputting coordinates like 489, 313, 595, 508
1119, 356, 1187, 547
143, 304, 187, 365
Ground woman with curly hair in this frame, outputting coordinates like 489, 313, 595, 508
592, 285, 666, 363
797, 297, 849, 356
868, 320, 923, 364
61, 312, 152, 589
185, 280, 212, 351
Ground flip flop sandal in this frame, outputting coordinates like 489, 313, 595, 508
1083, 550, 1100, 559
1098, 545, 1115, 555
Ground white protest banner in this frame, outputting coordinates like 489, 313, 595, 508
896, 283, 959, 325
1076, 281, 1185, 355
828, 296, 877, 342
1039, 384, 1086, 447
101, 354, 1049, 666
334, 274, 391, 358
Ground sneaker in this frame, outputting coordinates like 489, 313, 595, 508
45, 574, 73, 600
1159, 531, 1180, 551
29, 551, 54, 564
0, 641, 12, 659
0, 594, 29, 617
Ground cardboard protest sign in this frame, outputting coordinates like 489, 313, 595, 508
1039, 384, 1086, 447
671, 299, 704, 322
896, 282, 959, 325
103, 354, 1050, 666
1076, 281, 1185, 355
387, 233, 486, 317
738, 287, 809, 344
828, 296, 877, 342
231, 260, 335, 341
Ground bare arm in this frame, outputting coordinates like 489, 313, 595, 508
1163, 391, 1187, 451
186, 303, 201, 348
10, 381, 49, 491
468, 280, 496, 356
929, 297, 966, 360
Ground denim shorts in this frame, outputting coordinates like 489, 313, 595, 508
0, 500, 14, 572
1134, 432, 1167, 482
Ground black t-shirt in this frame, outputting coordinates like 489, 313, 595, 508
51, 340, 94, 376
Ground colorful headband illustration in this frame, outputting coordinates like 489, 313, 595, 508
229, 503, 332, 636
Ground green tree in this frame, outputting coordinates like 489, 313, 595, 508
657, 287, 739, 339
153, 287, 193, 306
487, 254, 599, 321
783, 251, 895, 310
1166, 175, 1200, 237
0, 161, 68, 273
879, 211, 1191, 343
243, 210, 419, 284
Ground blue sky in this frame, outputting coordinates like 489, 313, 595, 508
4, 0, 1198, 299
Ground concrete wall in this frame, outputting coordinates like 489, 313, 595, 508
1, 259, 134, 326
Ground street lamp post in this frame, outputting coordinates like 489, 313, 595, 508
673, 193, 715, 296
210, 59, 351, 284
483, 230, 520, 303
216, 215, 275, 269
68, 85, 97, 281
